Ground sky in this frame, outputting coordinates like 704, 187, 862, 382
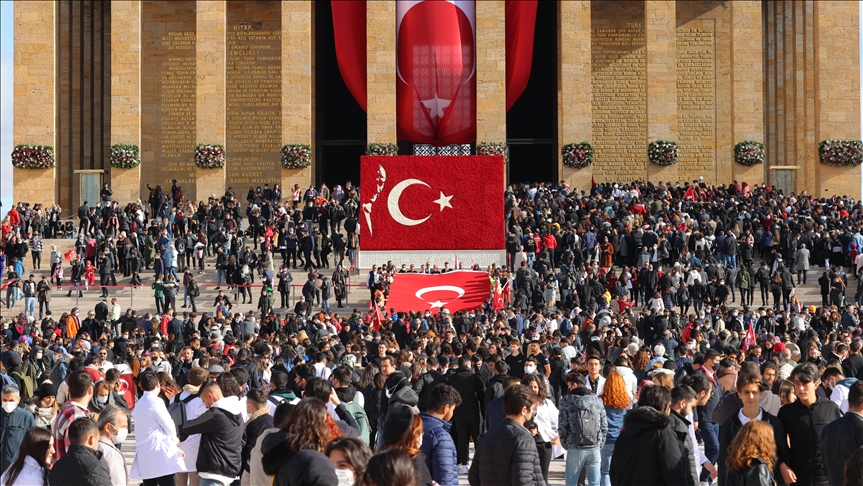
0, 1, 12, 212
0, 2, 862, 211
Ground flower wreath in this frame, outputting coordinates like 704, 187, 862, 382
366, 143, 398, 156
477, 142, 509, 164
733, 141, 765, 167
648, 140, 679, 166
11, 145, 54, 169
819, 140, 863, 167
110, 144, 141, 169
194, 143, 225, 169
281, 144, 312, 169
562, 142, 594, 169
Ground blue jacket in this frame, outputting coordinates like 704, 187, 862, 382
419, 412, 458, 486
1, 406, 35, 473
605, 405, 626, 438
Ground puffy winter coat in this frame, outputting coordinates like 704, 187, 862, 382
419, 412, 458, 486
48, 444, 112, 486
468, 418, 544, 486
558, 387, 607, 450
609, 406, 688, 486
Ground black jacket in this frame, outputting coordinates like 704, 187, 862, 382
260, 446, 339, 486
717, 409, 788, 486
468, 418, 544, 486
378, 371, 419, 430
484, 373, 509, 410
694, 367, 722, 424
609, 406, 688, 486
243, 412, 275, 473
777, 398, 842, 486
719, 459, 773, 486
821, 410, 863, 486
447, 367, 486, 419
48, 444, 112, 486
413, 370, 449, 412
181, 399, 245, 479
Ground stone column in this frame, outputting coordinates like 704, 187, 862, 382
731, 1, 765, 186
476, 0, 507, 147
815, 2, 861, 198
559, 0, 592, 190
367, 1, 396, 146
195, 0, 226, 201
110, 1, 142, 204
645, 0, 677, 183
281, 1, 314, 192
13, 1, 56, 207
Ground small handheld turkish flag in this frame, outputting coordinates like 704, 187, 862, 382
743, 321, 756, 352
386, 270, 491, 314
64, 249, 75, 262
683, 186, 696, 201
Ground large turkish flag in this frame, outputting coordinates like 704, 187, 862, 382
360, 155, 504, 251
396, 0, 476, 146
387, 270, 491, 313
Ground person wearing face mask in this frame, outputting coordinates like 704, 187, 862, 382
96, 404, 129, 486
326, 437, 372, 486
1, 384, 36, 474
379, 404, 433, 486
88, 380, 117, 420
129, 370, 188, 484
49, 418, 112, 486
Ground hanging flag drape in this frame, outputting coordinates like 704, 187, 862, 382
505, 0, 538, 111
331, 0, 368, 111
396, 0, 476, 146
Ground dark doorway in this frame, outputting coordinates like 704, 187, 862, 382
315, 0, 367, 187
506, 0, 557, 184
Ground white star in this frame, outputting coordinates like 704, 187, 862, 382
433, 191, 453, 212
421, 93, 451, 119
429, 300, 447, 309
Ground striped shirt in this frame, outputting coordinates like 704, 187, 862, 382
52, 401, 90, 460
29, 236, 43, 253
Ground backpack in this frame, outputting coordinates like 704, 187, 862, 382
167, 392, 198, 436
570, 405, 602, 448
343, 396, 370, 445
11, 370, 34, 401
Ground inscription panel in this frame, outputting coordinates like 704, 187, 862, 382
676, 24, 716, 180
226, 2, 282, 194
591, 21, 647, 182
141, 1, 197, 198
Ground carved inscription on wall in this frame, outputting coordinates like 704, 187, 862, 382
141, 1, 197, 198
676, 26, 716, 179
226, 2, 282, 193
591, 23, 647, 182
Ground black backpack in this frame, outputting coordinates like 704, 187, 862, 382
167, 392, 198, 436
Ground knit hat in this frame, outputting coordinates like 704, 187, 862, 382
37, 382, 56, 399
382, 404, 416, 445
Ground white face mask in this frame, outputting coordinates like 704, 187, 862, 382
335, 469, 354, 486
36, 353, 43, 360
524, 365, 537, 374
111, 426, 128, 444
2, 402, 17, 414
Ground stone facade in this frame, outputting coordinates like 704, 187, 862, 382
13, 1, 55, 208
476, 0, 507, 145
366, 1, 397, 145
12, 1, 863, 205
110, 1, 142, 205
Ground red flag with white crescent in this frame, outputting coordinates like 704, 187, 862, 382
386, 270, 491, 314
360, 155, 504, 251
492, 282, 504, 312
396, 0, 476, 145
684, 186, 696, 201
743, 321, 756, 352
64, 249, 75, 263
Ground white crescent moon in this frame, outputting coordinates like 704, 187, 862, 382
415, 286, 466, 300
388, 179, 432, 226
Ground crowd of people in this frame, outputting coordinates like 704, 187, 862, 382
1, 178, 863, 485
